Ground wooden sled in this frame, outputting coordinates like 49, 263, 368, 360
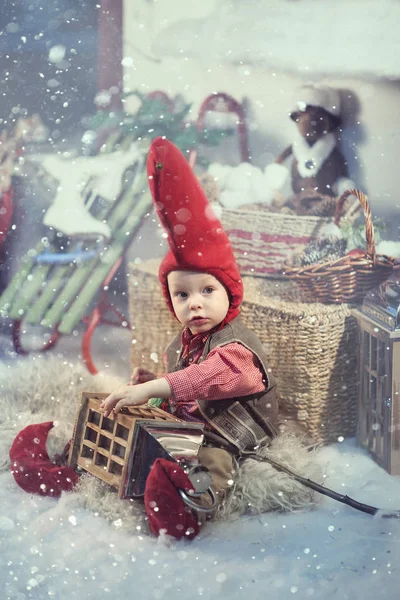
0, 140, 152, 374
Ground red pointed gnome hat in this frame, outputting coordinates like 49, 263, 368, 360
146, 137, 243, 321
9, 422, 79, 497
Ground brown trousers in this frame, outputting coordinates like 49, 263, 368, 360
195, 446, 234, 524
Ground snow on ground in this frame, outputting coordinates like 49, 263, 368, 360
1, 376, 400, 600
1, 128, 400, 598
153, 0, 400, 79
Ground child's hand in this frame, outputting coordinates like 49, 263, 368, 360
100, 378, 172, 418
130, 367, 157, 385
100, 385, 149, 418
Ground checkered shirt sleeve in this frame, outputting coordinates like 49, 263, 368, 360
164, 342, 265, 405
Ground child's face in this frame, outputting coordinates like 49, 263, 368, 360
167, 271, 230, 334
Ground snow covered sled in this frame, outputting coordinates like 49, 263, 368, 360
0, 138, 152, 373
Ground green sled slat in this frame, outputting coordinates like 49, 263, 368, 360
41, 187, 144, 328
1, 144, 150, 332
23, 176, 135, 326
0, 241, 46, 315
24, 263, 77, 325
58, 190, 152, 333
8, 264, 53, 320
40, 256, 100, 328
42, 184, 151, 330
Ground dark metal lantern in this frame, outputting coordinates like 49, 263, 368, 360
353, 275, 400, 474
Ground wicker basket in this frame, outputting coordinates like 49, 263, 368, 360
283, 189, 397, 304
220, 194, 360, 277
128, 260, 358, 445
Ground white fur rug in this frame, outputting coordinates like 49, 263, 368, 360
0, 356, 323, 535
0, 355, 151, 533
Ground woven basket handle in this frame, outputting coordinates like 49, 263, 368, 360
334, 189, 375, 258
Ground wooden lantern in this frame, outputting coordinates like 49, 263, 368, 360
68, 392, 183, 498
353, 277, 400, 475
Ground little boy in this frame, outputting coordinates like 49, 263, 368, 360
101, 137, 278, 540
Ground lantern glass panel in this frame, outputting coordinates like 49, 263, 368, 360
102, 416, 114, 433
112, 441, 126, 459
88, 409, 100, 426
363, 331, 370, 366
84, 426, 97, 443
115, 424, 129, 441
94, 453, 108, 468
378, 340, 386, 376
110, 461, 123, 476
370, 375, 377, 412
99, 435, 111, 451
81, 445, 94, 460
371, 335, 377, 372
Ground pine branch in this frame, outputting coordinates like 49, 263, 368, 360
84, 89, 232, 164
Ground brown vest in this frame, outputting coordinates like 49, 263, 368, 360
166, 317, 278, 456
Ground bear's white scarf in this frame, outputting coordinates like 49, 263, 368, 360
292, 129, 336, 178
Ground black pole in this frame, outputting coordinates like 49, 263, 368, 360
251, 454, 400, 518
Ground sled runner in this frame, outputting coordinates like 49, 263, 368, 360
0, 139, 152, 374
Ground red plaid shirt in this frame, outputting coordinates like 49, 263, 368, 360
164, 327, 266, 424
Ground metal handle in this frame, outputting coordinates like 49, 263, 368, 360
179, 487, 218, 513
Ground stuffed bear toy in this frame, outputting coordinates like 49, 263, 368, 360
265, 84, 355, 216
